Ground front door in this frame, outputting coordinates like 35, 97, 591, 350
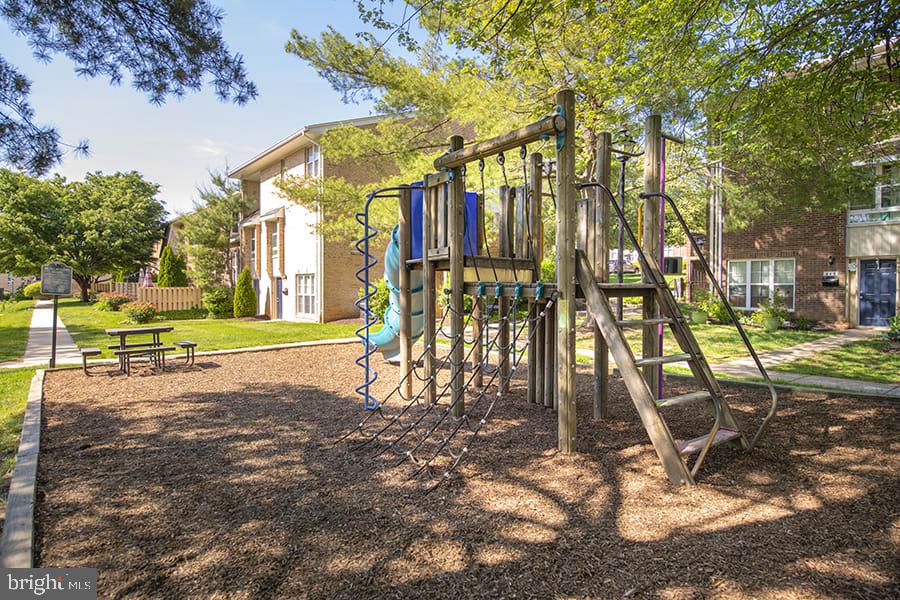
275, 277, 283, 320
859, 259, 896, 326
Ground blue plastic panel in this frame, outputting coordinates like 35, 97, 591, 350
409, 183, 478, 260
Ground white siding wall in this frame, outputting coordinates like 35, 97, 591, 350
255, 153, 321, 321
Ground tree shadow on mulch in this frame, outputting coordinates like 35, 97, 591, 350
34, 356, 899, 599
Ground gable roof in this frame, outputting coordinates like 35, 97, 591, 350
228, 114, 388, 181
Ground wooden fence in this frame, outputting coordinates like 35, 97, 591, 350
95, 282, 139, 298
95, 283, 202, 312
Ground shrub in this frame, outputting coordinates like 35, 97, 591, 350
359, 279, 390, 322
885, 314, 900, 343
540, 258, 556, 283
791, 315, 816, 331
439, 286, 474, 315
708, 297, 732, 324
95, 292, 131, 311
121, 301, 159, 324
203, 286, 233, 319
157, 246, 188, 287
22, 281, 42, 298
752, 296, 790, 327
233, 267, 257, 318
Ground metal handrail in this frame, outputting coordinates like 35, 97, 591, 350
639, 191, 778, 449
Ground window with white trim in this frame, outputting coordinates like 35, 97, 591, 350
305, 144, 320, 178
728, 258, 795, 311
296, 273, 316, 316
270, 225, 279, 268
249, 228, 256, 266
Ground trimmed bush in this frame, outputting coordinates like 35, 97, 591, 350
233, 267, 257, 318
158, 307, 208, 320
359, 279, 390, 322
95, 292, 131, 311
158, 246, 188, 287
203, 286, 233, 319
121, 301, 159, 324
22, 281, 42, 298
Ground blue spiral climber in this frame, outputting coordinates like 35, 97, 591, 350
354, 191, 381, 410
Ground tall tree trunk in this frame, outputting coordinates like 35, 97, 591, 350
75, 275, 91, 302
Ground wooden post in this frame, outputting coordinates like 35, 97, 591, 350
422, 175, 438, 405
594, 132, 612, 418
398, 187, 413, 401
498, 185, 513, 393
544, 301, 555, 409
556, 89, 577, 453
472, 192, 485, 389
529, 152, 545, 405
642, 115, 662, 398
448, 135, 466, 416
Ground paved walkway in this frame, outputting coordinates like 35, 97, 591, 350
0, 299, 82, 368
576, 327, 899, 398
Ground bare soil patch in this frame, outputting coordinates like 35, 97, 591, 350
36, 344, 899, 599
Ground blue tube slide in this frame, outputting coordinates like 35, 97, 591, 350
368, 224, 424, 362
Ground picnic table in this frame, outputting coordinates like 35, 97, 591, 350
105, 326, 174, 371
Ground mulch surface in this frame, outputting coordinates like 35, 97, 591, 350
36, 344, 899, 599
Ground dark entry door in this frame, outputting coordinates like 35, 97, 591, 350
859, 259, 896, 326
275, 277, 283, 320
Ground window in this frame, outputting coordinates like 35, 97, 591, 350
305, 145, 320, 178
728, 258, 795, 310
296, 273, 316, 316
249, 228, 256, 265
879, 163, 899, 208
270, 226, 279, 268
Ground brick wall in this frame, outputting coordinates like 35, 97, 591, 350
320, 148, 396, 321
723, 207, 847, 324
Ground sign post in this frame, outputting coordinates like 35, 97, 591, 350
40, 263, 73, 368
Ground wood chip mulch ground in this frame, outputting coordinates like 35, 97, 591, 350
35, 344, 899, 599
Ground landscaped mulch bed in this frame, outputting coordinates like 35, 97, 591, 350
36, 344, 898, 599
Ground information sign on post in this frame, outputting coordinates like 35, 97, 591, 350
40, 263, 73, 368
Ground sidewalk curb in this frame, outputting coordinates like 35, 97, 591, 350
0, 369, 44, 568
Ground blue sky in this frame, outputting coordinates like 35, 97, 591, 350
0, 1, 390, 216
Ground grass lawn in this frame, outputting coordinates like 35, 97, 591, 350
0, 367, 35, 513
0, 300, 34, 362
779, 338, 900, 384
576, 321, 833, 365
57, 299, 360, 358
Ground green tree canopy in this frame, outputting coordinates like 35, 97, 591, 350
0, 169, 166, 300
182, 169, 246, 288
284, 0, 898, 238
0, 0, 257, 175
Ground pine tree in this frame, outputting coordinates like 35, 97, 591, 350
233, 267, 257, 317
157, 246, 175, 287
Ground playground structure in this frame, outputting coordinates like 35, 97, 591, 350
352, 89, 779, 488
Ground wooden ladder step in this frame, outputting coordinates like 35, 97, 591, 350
634, 352, 692, 367
656, 390, 712, 408
597, 282, 656, 290
616, 317, 673, 327
677, 428, 742, 456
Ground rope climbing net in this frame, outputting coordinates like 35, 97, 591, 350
342, 286, 554, 493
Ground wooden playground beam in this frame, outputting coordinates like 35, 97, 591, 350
448, 135, 466, 417
433, 114, 566, 170
642, 115, 662, 399
556, 89, 577, 453
594, 132, 612, 419
422, 175, 438, 406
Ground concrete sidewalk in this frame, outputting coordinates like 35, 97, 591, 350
576, 327, 899, 398
0, 299, 82, 368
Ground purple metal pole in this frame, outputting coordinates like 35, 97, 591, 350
658, 137, 666, 399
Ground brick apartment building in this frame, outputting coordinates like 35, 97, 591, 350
710, 155, 899, 327
228, 116, 392, 322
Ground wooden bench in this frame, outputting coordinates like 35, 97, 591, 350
174, 341, 197, 366
81, 348, 101, 375
114, 346, 175, 375
106, 342, 158, 350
